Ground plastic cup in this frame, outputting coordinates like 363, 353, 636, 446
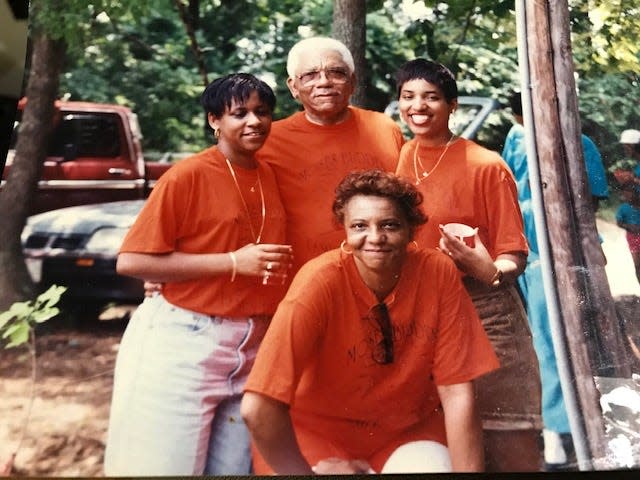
442, 222, 476, 247
262, 271, 287, 285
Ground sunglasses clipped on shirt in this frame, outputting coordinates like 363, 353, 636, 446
296, 68, 350, 86
369, 302, 394, 365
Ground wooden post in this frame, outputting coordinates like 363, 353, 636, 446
523, 0, 632, 468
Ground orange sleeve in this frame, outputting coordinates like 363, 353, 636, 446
480, 158, 528, 257
119, 165, 186, 254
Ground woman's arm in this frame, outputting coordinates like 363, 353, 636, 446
439, 226, 526, 285
116, 243, 293, 283
437, 382, 484, 472
117, 251, 233, 283
240, 392, 314, 475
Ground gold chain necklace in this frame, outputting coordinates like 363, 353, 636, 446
413, 133, 456, 185
225, 158, 266, 243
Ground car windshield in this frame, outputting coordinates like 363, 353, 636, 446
10, 112, 122, 158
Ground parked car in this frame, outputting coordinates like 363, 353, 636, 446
22, 199, 146, 303
2, 99, 175, 215
21, 96, 500, 305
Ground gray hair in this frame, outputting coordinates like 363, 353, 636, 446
286, 36, 355, 78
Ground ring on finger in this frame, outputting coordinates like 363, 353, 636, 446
266, 261, 274, 271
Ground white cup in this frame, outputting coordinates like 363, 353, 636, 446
442, 222, 476, 247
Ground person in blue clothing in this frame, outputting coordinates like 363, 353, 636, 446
501, 91, 610, 471
616, 182, 640, 285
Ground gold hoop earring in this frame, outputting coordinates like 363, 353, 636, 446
408, 240, 419, 251
214, 128, 220, 139
340, 240, 353, 255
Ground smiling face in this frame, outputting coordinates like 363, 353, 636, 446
287, 49, 355, 125
209, 91, 272, 163
398, 78, 457, 145
343, 194, 411, 276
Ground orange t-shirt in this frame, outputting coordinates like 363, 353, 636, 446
244, 248, 499, 473
257, 106, 404, 271
119, 146, 287, 316
395, 138, 527, 258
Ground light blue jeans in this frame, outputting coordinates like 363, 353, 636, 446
103, 294, 269, 475
518, 259, 571, 434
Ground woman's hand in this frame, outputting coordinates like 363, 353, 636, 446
233, 243, 294, 278
438, 225, 496, 283
312, 457, 375, 474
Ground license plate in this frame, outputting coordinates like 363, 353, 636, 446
25, 258, 43, 283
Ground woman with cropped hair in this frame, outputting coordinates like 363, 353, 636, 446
104, 73, 293, 476
394, 58, 542, 471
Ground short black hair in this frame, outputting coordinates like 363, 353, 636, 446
509, 91, 523, 116
201, 73, 276, 117
395, 59, 458, 102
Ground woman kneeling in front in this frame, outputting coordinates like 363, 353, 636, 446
241, 169, 499, 474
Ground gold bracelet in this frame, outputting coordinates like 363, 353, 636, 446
228, 251, 237, 282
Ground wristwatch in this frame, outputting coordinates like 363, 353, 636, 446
490, 268, 504, 287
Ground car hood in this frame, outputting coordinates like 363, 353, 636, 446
24, 200, 145, 236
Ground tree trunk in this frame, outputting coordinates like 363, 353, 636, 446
523, 0, 632, 469
332, 0, 366, 107
172, 0, 208, 86
0, 32, 65, 310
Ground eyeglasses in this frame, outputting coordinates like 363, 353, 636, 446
369, 302, 394, 365
296, 68, 350, 86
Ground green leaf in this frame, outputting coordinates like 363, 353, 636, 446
7, 301, 34, 319
32, 307, 61, 324
37, 285, 68, 309
2, 321, 27, 339
5, 323, 30, 349
0, 310, 17, 329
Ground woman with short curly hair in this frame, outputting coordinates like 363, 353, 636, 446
242, 169, 499, 474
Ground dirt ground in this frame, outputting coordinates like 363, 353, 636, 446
0, 313, 130, 477
0, 220, 639, 477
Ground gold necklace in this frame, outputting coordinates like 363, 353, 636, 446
413, 133, 456, 185
225, 158, 266, 243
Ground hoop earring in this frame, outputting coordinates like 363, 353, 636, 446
214, 128, 220, 139
408, 240, 419, 251
340, 240, 353, 255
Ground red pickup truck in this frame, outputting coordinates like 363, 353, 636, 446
1, 99, 174, 214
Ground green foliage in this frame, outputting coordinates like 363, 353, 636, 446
569, 0, 640, 76
30, 1, 150, 54
0, 285, 67, 349
38, 0, 638, 165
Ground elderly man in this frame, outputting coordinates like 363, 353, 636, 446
257, 36, 405, 272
